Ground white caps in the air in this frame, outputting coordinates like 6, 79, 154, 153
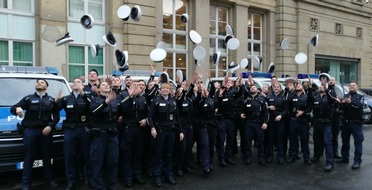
56, 32, 74, 46
193, 46, 206, 61
212, 51, 221, 65
150, 48, 167, 63
130, 5, 142, 22
181, 14, 189, 23
240, 58, 248, 69
252, 56, 262, 69
80, 14, 94, 29
189, 30, 202, 44
102, 31, 116, 47
280, 38, 290, 50
267, 62, 275, 74
117, 5, 131, 21
295, 52, 307, 64
90, 44, 100, 58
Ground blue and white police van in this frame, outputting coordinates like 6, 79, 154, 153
0, 66, 71, 172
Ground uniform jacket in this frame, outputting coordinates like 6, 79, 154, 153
10, 92, 60, 129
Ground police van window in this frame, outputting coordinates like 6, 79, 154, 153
0, 78, 70, 106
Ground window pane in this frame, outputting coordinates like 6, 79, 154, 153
253, 15, 261, 27
253, 27, 261, 40
176, 53, 186, 69
0, 41, 8, 62
163, 53, 173, 68
218, 39, 227, 53
13, 16, 35, 40
69, 0, 84, 18
69, 65, 84, 82
175, 2, 186, 31
13, 42, 32, 62
210, 38, 216, 51
248, 26, 252, 39
69, 46, 84, 64
163, 15, 173, 29
175, 14, 186, 31
88, 46, 103, 65
210, 6, 216, 21
253, 43, 261, 55
175, 34, 186, 49
218, 8, 227, 22
13, 0, 31, 11
0, 0, 7, 8
88, 2, 103, 20
162, 33, 173, 48
13, 62, 32, 66
209, 21, 216, 34
218, 22, 226, 36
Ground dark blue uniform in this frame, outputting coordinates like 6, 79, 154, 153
57, 92, 92, 188
339, 91, 364, 167
241, 93, 269, 165
148, 95, 182, 186
90, 95, 119, 190
311, 91, 334, 168
328, 84, 342, 158
194, 91, 217, 174
10, 92, 60, 189
215, 87, 242, 166
287, 91, 312, 164
118, 94, 148, 186
174, 88, 195, 175
266, 91, 288, 163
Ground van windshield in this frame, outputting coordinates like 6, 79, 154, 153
0, 78, 70, 106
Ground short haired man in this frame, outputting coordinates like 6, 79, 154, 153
10, 79, 60, 190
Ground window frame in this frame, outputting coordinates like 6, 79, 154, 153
209, 5, 229, 78
0, 0, 35, 66
162, 0, 188, 81
67, 0, 105, 82
247, 12, 263, 72
67, 45, 104, 82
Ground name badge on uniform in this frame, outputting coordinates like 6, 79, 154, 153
81, 115, 86, 122
67, 105, 74, 108
133, 102, 136, 105
169, 114, 174, 120
246, 104, 252, 107
314, 102, 319, 104
159, 103, 166, 106
269, 99, 274, 101
293, 99, 298, 102
223, 98, 228, 102
31, 100, 39, 104
182, 103, 188, 107
203, 104, 208, 107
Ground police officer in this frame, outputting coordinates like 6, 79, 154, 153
118, 81, 148, 187
83, 69, 99, 97
56, 77, 92, 189
336, 81, 364, 170
311, 85, 335, 172
286, 83, 312, 165
266, 82, 288, 164
194, 85, 216, 174
90, 81, 119, 190
215, 76, 243, 167
174, 80, 194, 176
80, 69, 99, 183
328, 77, 342, 159
148, 83, 184, 187
240, 84, 269, 165
10, 79, 60, 190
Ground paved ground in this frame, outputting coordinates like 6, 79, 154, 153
1, 125, 372, 190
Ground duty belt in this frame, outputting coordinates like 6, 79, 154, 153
343, 119, 362, 123
64, 123, 89, 129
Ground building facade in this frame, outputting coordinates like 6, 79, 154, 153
0, 0, 371, 86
